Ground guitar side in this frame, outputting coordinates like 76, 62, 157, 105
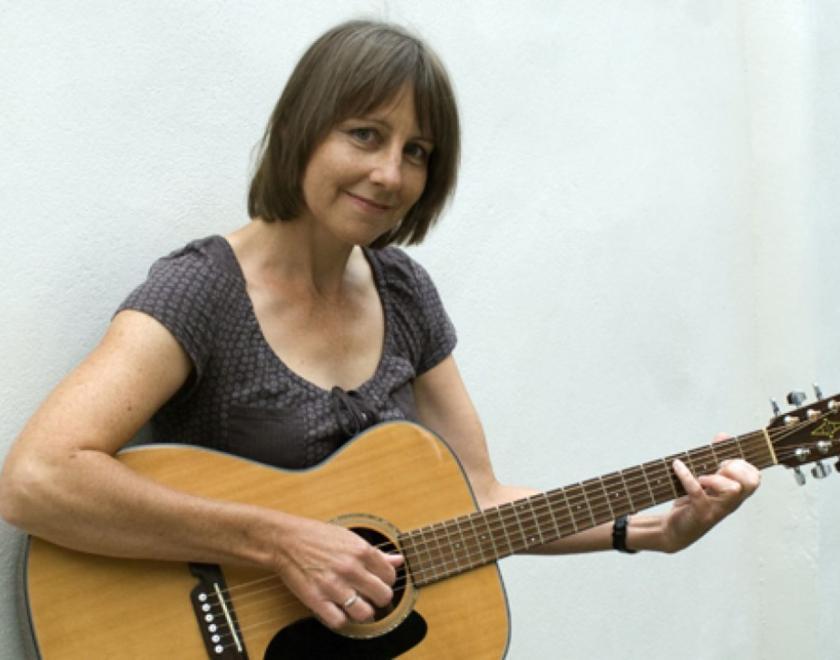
23, 422, 511, 659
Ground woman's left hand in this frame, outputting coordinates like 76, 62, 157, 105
661, 433, 761, 553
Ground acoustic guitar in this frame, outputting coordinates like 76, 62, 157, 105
20, 390, 840, 659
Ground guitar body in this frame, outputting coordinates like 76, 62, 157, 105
22, 422, 510, 659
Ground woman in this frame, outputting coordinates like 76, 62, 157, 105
0, 19, 758, 637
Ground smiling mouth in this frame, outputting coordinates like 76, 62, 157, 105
344, 191, 393, 212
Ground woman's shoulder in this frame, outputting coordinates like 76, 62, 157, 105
120, 235, 244, 318
367, 246, 456, 373
366, 245, 437, 290
366, 245, 450, 324
152, 235, 239, 276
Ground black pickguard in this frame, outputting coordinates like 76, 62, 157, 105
264, 611, 428, 659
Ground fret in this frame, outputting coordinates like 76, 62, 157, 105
415, 524, 439, 584
564, 484, 591, 530
448, 516, 470, 572
741, 432, 774, 469
579, 480, 601, 527
708, 442, 720, 467
429, 522, 453, 579
661, 458, 680, 500
539, 491, 563, 541
412, 526, 433, 570
431, 521, 459, 576
506, 502, 530, 551
461, 513, 486, 566
546, 488, 578, 535
486, 505, 514, 558
414, 527, 444, 587
744, 434, 768, 466
588, 476, 616, 525
734, 436, 747, 460
687, 446, 714, 476
597, 476, 616, 519
472, 510, 500, 562
640, 459, 675, 504
713, 438, 741, 463
520, 497, 545, 547
623, 466, 649, 510
397, 533, 418, 580
413, 525, 441, 584
633, 465, 656, 508
601, 471, 633, 516
679, 451, 696, 476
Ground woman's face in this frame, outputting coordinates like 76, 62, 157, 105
299, 85, 434, 246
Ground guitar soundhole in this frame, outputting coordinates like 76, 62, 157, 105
349, 526, 407, 619
263, 525, 423, 659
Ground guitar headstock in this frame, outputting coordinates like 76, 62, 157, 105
767, 387, 840, 482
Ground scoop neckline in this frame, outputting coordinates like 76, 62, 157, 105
212, 235, 393, 396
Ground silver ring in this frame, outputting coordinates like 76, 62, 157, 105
342, 592, 359, 610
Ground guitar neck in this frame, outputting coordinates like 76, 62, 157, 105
400, 429, 776, 587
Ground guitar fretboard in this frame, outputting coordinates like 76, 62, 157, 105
399, 431, 775, 587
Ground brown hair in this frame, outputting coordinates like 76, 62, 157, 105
247, 20, 460, 248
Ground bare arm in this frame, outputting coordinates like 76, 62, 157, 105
412, 355, 761, 554
0, 311, 399, 629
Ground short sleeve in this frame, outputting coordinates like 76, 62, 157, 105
370, 246, 457, 376
115, 241, 236, 380
407, 258, 457, 374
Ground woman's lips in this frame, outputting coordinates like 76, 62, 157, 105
344, 190, 393, 212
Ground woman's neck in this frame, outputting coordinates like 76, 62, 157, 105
226, 217, 364, 302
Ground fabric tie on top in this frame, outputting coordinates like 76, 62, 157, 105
330, 386, 380, 438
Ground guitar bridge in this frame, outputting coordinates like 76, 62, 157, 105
189, 563, 249, 659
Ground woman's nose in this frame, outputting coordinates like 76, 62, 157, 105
369, 149, 403, 190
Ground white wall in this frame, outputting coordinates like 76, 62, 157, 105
2, 1, 839, 658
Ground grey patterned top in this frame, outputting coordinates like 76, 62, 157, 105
117, 235, 457, 468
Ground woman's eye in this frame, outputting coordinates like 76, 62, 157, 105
405, 143, 429, 163
349, 127, 377, 143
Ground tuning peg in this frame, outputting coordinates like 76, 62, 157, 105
813, 383, 824, 400
812, 461, 831, 479
770, 398, 781, 415
787, 391, 807, 407
793, 466, 806, 486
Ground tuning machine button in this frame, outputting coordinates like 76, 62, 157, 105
770, 398, 781, 416
814, 383, 824, 400
787, 391, 807, 407
812, 461, 831, 479
793, 466, 807, 486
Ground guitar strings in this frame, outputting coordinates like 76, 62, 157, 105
196, 412, 834, 651
212, 438, 820, 653
210, 415, 824, 611
217, 419, 819, 615
401, 431, 821, 580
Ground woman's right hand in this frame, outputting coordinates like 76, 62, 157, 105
266, 514, 404, 629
